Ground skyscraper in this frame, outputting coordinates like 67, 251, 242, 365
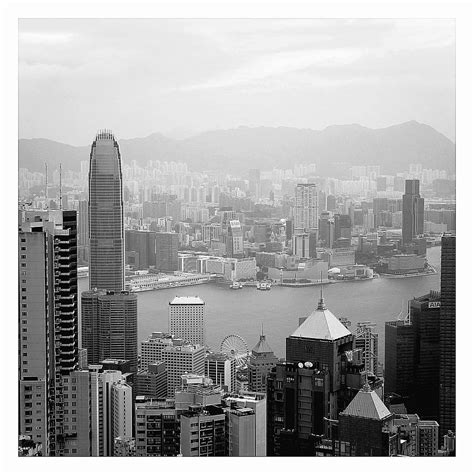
294, 183, 319, 233
402, 179, 424, 244
169, 296, 205, 346
384, 291, 441, 420
248, 333, 278, 393
267, 291, 367, 455
338, 383, 395, 456
293, 183, 319, 257
81, 290, 138, 373
439, 234, 456, 438
18, 210, 79, 456
384, 319, 415, 398
162, 343, 206, 397
155, 232, 179, 271
88, 130, 124, 291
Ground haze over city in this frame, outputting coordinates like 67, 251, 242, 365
19, 19, 455, 145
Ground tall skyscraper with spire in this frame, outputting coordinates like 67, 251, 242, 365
267, 287, 372, 455
88, 130, 124, 291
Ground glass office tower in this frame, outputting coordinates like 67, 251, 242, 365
88, 130, 124, 291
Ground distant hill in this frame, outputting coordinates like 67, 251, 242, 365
19, 121, 455, 178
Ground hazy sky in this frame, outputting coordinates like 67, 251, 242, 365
19, 19, 455, 145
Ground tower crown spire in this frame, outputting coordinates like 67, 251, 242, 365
317, 271, 326, 310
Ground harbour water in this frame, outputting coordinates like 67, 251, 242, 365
79, 246, 441, 365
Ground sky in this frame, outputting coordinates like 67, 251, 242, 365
18, 19, 455, 145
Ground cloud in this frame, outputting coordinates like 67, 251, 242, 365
19, 31, 74, 45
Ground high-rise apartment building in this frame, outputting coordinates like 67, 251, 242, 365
81, 290, 138, 373
224, 392, 267, 456
180, 406, 227, 456
293, 183, 319, 233
18, 210, 79, 456
293, 183, 319, 257
88, 130, 124, 291
402, 179, 424, 244
248, 334, 278, 393
110, 381, 133, 445
162, 344, 206, 397
418, 420, 439, 456
227, 407, 256, 456
439, 234, 456, 438
135, 398, 180, 456
169, 296, 205, 346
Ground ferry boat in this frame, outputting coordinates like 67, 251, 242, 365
256, 281, 272, 291
229, 281, 243, 290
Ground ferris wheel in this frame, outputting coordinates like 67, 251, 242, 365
220, 334, 250, 368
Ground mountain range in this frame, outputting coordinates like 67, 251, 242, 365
18, 121, 455, 178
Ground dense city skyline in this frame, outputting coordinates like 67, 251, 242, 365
16, 14, 459, 461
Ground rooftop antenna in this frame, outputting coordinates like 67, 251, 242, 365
59, 163, 63, 210
261, 322, 264, 338
362, 372, 371, 392
45, 162, 48, 210
317, 271, 326, 310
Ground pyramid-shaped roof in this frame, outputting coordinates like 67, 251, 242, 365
290, 295, 352, 341
341, 385, 392, 420
252, 334, 274, 355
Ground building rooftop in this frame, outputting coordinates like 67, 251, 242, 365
252, 334, 275, 355
169, 296, 205, 305
341, 384, 392, 420
290, 294, 352, 341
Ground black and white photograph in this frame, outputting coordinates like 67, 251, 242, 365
3, 0, 472, 469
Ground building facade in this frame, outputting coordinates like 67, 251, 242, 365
81, 290, 138, 373
439, 234, 456, 438
402, 179, 424, 244
18, 210, 79, 456
169, 296, 205, 346
88, 130, 124, 291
